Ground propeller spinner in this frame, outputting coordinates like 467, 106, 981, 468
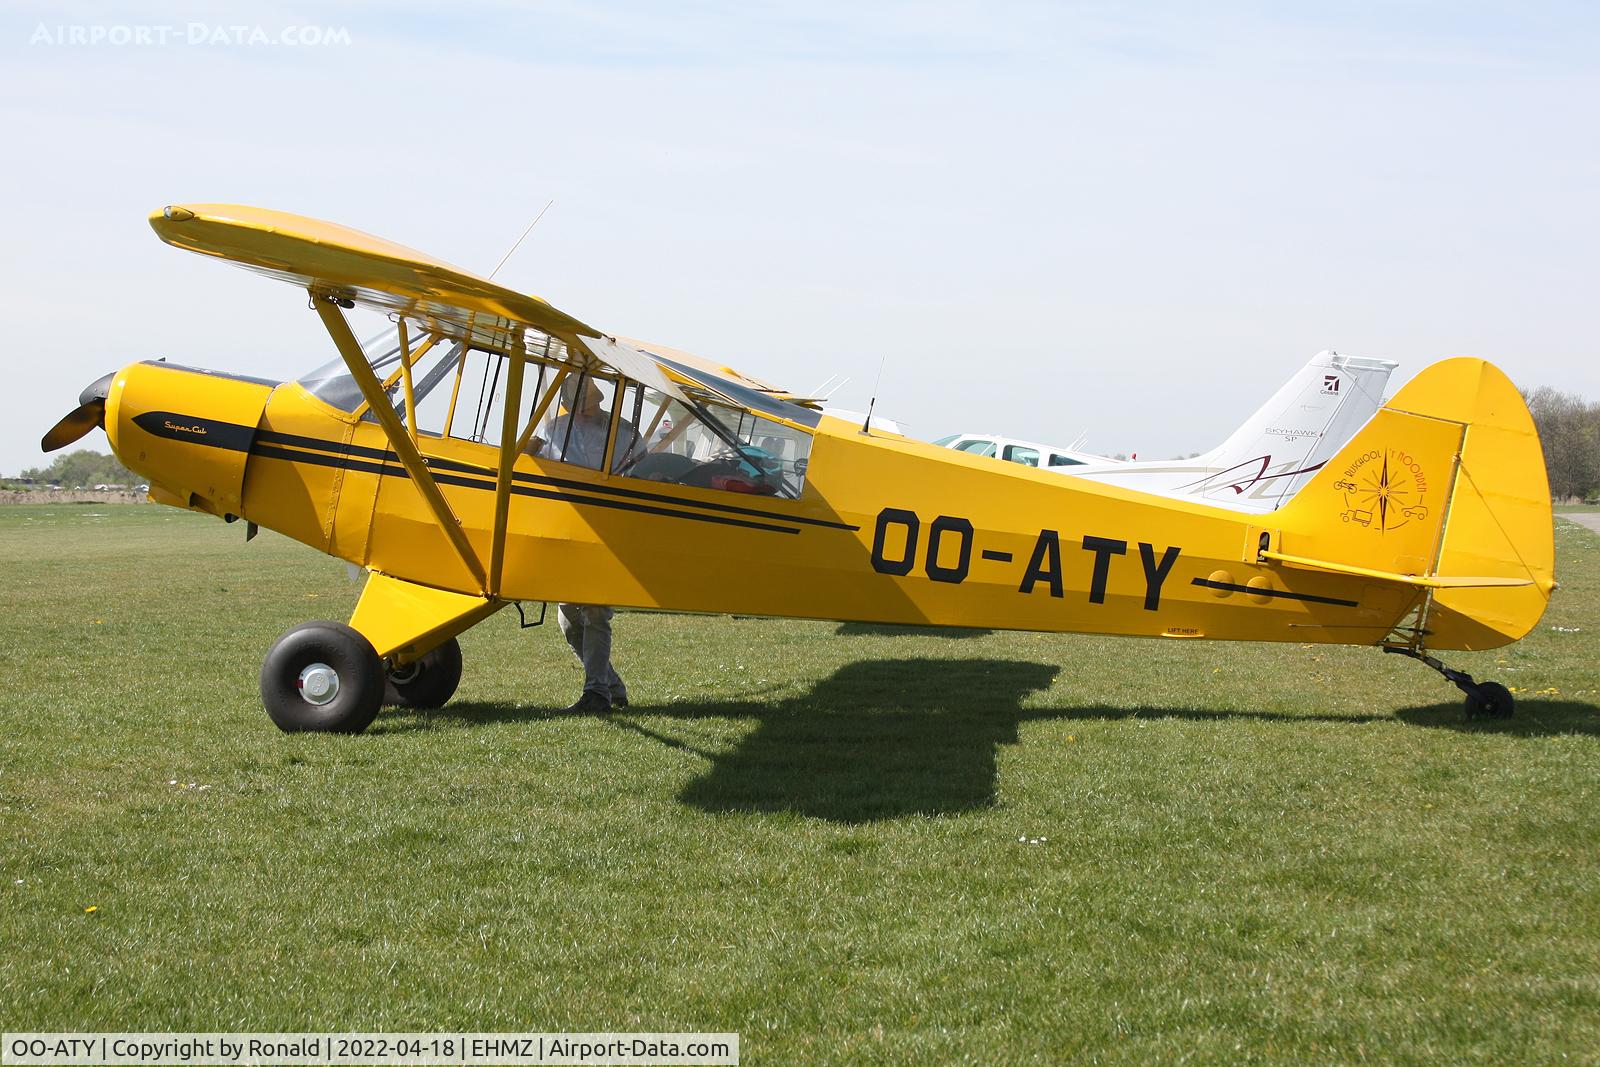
42, 372, 116, 452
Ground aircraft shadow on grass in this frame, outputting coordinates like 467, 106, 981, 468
400, 661, 1600, 825
1394, 700, 1600, 737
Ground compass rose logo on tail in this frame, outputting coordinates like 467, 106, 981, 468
1336, 447, 1430, 532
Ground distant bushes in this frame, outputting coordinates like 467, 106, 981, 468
12, 449, 136, 490
1526, 388, 1600, 503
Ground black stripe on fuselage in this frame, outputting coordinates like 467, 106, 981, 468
250, 426, 856, 531
134, 413, 847, 535
1189, 576, 1359, 608
250, 442, 803, 534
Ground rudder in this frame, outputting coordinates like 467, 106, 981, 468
1275, 358, 1554, 650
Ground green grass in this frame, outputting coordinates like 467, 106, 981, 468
2, 505, 1598, 1064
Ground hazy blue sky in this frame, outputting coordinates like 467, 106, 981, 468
4, 1, 1597, 474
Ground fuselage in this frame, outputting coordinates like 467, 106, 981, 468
104, 359, 1431, 648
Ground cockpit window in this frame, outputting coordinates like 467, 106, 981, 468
296, 322, 458, 418
953, 438, 997, 457
528, 374, 623, 471
298, 355, 364, 411
297, 323, 415, 412
609, 382, 812, 498
296, 319, 814, 498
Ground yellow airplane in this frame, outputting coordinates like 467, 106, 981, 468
42, 204, 1554, 733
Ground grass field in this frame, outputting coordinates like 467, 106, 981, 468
2, 504, 1598, 1064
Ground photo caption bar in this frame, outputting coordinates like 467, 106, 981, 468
3, 1034, 738, 1066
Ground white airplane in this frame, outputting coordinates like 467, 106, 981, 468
1066, 351, 1397, 513
932, 432, 1108, 470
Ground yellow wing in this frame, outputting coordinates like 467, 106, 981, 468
149, 203, 687, 403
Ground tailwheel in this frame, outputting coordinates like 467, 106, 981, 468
1465, 680, 1515, 720
1383, 646, 1516, 722
384, 637, 463, 709
260, 621, 385, 733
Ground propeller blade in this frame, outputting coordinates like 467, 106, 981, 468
41, 400, 105, 452
41, 371, 118, 452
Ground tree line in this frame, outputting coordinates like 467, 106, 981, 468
7, 450, 138, 489
1525, 388, 1600, 503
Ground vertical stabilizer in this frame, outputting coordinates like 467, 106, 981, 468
1273, 357, 1554, 650
1068, 351, 1397, 512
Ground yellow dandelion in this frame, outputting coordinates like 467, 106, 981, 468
84, 905, 98, 914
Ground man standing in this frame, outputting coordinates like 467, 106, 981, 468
530, 376, 634, 713
557, 603, 628, 713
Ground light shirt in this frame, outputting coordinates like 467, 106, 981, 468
538, 411, 639, 471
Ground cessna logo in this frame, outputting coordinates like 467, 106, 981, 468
1322, 374, 1341, 394
1335, 447, 1429, 532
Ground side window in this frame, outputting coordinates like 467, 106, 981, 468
297, 316, 585, 454
1004, 444, 1040, 467
955, 438, 997, 457
530, 374, 622, 471
609, 383, 813, 498
417, 347, 511, 445
1048, 453, 1084, 467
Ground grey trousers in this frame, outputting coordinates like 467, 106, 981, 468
558, 603, 627, 701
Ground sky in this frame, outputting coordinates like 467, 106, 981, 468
3, 0, 1597, 474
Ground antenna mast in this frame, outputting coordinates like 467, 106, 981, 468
860, 353, 888, 435
489, 199, 554, 280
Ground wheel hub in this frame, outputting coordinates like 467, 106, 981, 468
297, 662, 340, 706
388, 661, 421, 685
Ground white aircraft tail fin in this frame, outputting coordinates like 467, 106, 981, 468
1068, 351, 1398, 512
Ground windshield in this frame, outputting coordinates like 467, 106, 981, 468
297, 321, 429, 412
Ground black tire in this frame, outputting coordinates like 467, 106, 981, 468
384, 637, 463, 708
259, 621, 385, 734
1465, 680, 1515, 720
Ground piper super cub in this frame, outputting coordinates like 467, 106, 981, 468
42, 205, 1554, 733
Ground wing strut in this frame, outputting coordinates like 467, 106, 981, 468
311, 292, 488, 591
514, 365, 571, 456
396, 317, 418, 439
488, 338, 526, 597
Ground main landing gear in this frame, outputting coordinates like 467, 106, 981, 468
1383, 646, 1515, 720
260, 622, 463, 733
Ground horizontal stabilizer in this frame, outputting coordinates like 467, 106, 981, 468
1259, 549, 1535, 589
